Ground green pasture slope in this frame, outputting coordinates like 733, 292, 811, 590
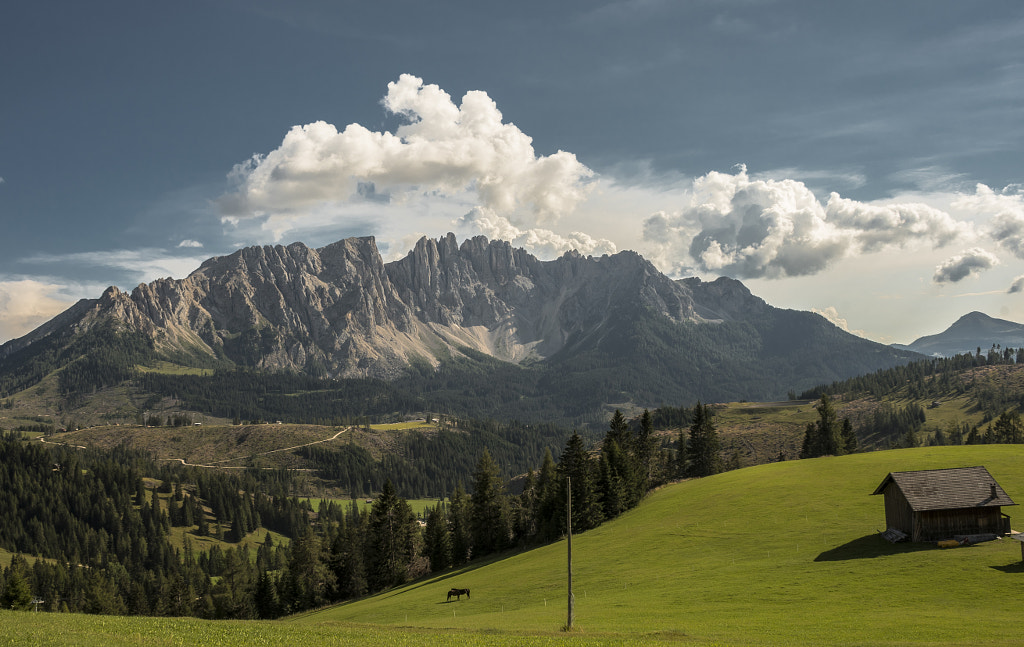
297, 445, 1024, 646
5, 445, 1024, 646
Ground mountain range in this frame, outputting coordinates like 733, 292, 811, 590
0, 234, 924, 423
892, 311, 1024, 358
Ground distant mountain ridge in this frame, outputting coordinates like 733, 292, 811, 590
0, 233, 923, 417
893, 312, 1024, 358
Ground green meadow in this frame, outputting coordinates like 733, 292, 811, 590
296, 445, 1024, 645
302, 497, 447, 517
6, 445, 1024, 646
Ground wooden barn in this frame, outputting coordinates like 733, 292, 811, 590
872, 466, 1016, 542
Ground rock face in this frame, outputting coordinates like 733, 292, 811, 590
1, 233, 906, 384
4, 234, 730, 379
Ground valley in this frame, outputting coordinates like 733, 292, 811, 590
5, 445, 1024, 646
2, 236, 1024, 645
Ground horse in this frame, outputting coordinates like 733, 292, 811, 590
446, 588, 470, 601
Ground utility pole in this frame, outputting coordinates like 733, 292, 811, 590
566, 475, 574, 630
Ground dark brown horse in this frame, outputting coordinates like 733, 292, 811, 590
447, 588, 470, 601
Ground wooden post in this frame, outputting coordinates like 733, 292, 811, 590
567, 475, 574, 630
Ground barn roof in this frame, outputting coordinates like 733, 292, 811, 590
871, 466, 1016, 511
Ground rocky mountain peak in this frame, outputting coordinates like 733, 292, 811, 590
2, 233, 782, 379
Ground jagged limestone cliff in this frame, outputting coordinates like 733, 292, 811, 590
15, 234, 766, 379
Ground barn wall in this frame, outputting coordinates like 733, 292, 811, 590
913, 507, 1005, 542
882, 484, 914, 535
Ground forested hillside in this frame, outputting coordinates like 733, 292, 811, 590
0, 403, 714, 618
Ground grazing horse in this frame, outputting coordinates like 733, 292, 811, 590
447, 588, 470, 601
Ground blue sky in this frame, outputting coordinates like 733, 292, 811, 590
2, 0, 1023, 344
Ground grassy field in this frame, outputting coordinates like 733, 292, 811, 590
302, 496, 448, 517
7, 446, 1024, 645
134, 361, 216, 376
369, 420, 438, 432
293, 444, 1024, 645
46, 423, 349, 469
0, 612, 673, 647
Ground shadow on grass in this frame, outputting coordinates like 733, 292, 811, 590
814, 533, 936, 561
990, 561, 1024, 574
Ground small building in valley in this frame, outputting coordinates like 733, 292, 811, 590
872, 466, 1015, 542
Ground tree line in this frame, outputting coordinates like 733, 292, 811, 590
0, 403, 729, 618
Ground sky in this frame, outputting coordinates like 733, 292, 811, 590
2, 0, 1023, 345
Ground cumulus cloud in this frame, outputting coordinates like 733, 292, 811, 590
457, 207, 617, 259
811, 306, 866, 337
23, 249, 208, 285
0, 279, 76, 343
953, 184, 1024, 258
642, 166, 974, 279
219, 74, 594, 236
1009, 275, 1024, 294
177, 239, 203, 248
932, 248, 1000, 284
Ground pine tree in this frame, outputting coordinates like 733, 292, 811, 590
597, 446, 626, 518
286, 528, 335, 610
365, 480, 415, 591
448, 484, 472, 564
687, 402, 722, 477
254, 571, 281, 618
469, 449, 509, 557
676, 422, 688, 478
422, 504, 452, 571
840, 417, 857, 453
557, 432, 604, 533
515, 469, 538, 543
635, 409, 656, 492
601, 410, 639, 510
534, 449, 560, 541
800, 394, 843, 458
1, 568, 32, 610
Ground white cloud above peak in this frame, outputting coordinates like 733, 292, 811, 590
218, 74, 595, 234
641, 166, 975, 280
933, 247, 1000, 284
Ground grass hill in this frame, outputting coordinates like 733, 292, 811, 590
6, 444, 1024, 646
290, 444, 1024, 645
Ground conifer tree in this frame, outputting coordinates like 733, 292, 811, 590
1, 563, 32, 610
515, 469, 538, 542
534, 449, 560, 541
365, 480, 416, 591
422, 504, 452, 571
597, 446, 626, 518
557, 432, 604, 533
469, 449, 509, 556
687, 402, 722, 477
676, 422, 688, 478
448, 484, 472, 564
840, 417, 857, 453
601, 410, 639, 510
635, 409, 656, 492
800, 394, 843, 458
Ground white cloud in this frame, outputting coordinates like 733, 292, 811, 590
219, 74, 595, 240
177, 239, 203, 248
811, 306, 866, 337
457, 207, 617, 258
953, 184, 1024, 258
1009, 275, 1024, 294
640, 166, 972, 280
932, 248, 1000, 284
23, 249, 207, 285
0, 279, 77, 343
